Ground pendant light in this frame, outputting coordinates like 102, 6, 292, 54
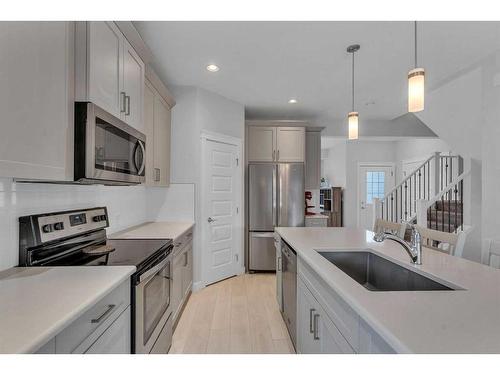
347, 44, 360, 140
408, 21, 425, 112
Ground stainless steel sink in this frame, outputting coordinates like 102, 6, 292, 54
318, 251, 456, 291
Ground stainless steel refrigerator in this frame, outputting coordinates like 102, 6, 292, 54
248, 163, 304, 271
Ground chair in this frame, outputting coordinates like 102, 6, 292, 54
415, 225, 461, 256
487, 239, 500, 268
373, 218, 406, 238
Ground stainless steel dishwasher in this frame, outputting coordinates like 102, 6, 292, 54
281, 241, 297, 348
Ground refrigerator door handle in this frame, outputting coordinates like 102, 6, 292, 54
278, 165, 282, 227
272, 165, 277, 227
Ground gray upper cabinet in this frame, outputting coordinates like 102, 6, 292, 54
305, 130, 321, 189
247, 125, 305, 163
0, 22, 74, 181
276, 127, 305, 162
247, 126, 276, 162
76, 21, 145, 133
144, 77, 173, 187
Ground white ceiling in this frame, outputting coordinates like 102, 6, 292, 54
135, 21, 500, 123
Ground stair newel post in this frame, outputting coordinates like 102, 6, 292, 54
373, 198, 382, 229
433, 152, 441, 197
416, 199, 429, 228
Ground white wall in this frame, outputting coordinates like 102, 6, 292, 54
395, 138, 452, 183
170, 86, 245, 289
321, 139, 347, 188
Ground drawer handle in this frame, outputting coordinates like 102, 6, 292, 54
91, 304, 116, 324
313, 313, 320, 340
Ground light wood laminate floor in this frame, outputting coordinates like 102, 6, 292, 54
169, 273, 295, 354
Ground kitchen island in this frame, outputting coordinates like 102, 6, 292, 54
275, 227, 500, 353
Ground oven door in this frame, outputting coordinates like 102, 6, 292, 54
135, 255, 172, 354
75, 102, 146, 184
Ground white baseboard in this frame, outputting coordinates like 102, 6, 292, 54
192, 280, 206, 292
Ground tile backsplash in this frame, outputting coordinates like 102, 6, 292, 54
0, 178, 194, 270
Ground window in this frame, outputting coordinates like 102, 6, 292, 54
366, 171, 385, 204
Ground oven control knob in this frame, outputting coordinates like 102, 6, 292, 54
42, 224, 53, 233
54, 222, 64, 231
93, 216, 101, 222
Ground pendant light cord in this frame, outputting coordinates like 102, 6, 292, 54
414, 21, 417, 68
352, 51, 355, 112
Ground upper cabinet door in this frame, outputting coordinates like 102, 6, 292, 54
87, 21, 123, 119
144, 82, 156, 186
154, 95, 171, 187
276, 127, 305, 162
247, 127, 276, 162
122, 39, 145, 132
305, 131, 321, 189
0, 22, 73, 181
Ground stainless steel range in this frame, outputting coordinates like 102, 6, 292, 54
18, 207, 173, 354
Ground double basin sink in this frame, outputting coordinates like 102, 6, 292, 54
318, 251, 457, 291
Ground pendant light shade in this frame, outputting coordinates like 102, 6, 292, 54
408, 68, 425, 112
348, 112, 359, 140
347, 44, 360, 140
408, 21, 425, 113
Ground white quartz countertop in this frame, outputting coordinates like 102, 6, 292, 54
275, 227, 500, 353
110, 221, 194, 241
0, 266, 135, 354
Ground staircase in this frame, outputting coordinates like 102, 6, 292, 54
375, 152, 466, 234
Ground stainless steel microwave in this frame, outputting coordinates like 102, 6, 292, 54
74, 102, 146, 185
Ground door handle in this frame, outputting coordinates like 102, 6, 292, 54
273, 150, 276, 161
277, 149, 280, 160
207, 217, 216, 223
184, 251, 188, 267
120, 92, 126, 113
313, 313, 320, 340
309, 308, 316, 333
125, 95, 131, 116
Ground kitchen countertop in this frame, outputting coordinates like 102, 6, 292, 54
110, 221, 194, 241
0, 266, 135, 354
275, 227, 500, 353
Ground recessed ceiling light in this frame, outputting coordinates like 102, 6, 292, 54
206, 64, 220, 72
288, 99, 298, 104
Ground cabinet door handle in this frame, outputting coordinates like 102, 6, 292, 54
313, 313, 320, 340
309, 308, 316, 333
184, 251, 188, 267
273, 150, 276, 161
277, 149, 280, 160
277, 256, 282, 271
91, 304, 116, 324
120, 92, 126, 113
125, 95, 131, 116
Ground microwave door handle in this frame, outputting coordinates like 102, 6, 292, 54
133, 140, 146, 175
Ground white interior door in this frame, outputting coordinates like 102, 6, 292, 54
202, 138, 242, 286
358, 165, 395, 230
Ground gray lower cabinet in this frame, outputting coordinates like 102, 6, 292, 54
84, 306, 131, 354
34, 279, 131, 354
172, 229, 194, 326
296, 257, 394, 354
297, 277, 353, 354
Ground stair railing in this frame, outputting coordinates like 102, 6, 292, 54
413, 170, 470, 233
376, 152, 462, 224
